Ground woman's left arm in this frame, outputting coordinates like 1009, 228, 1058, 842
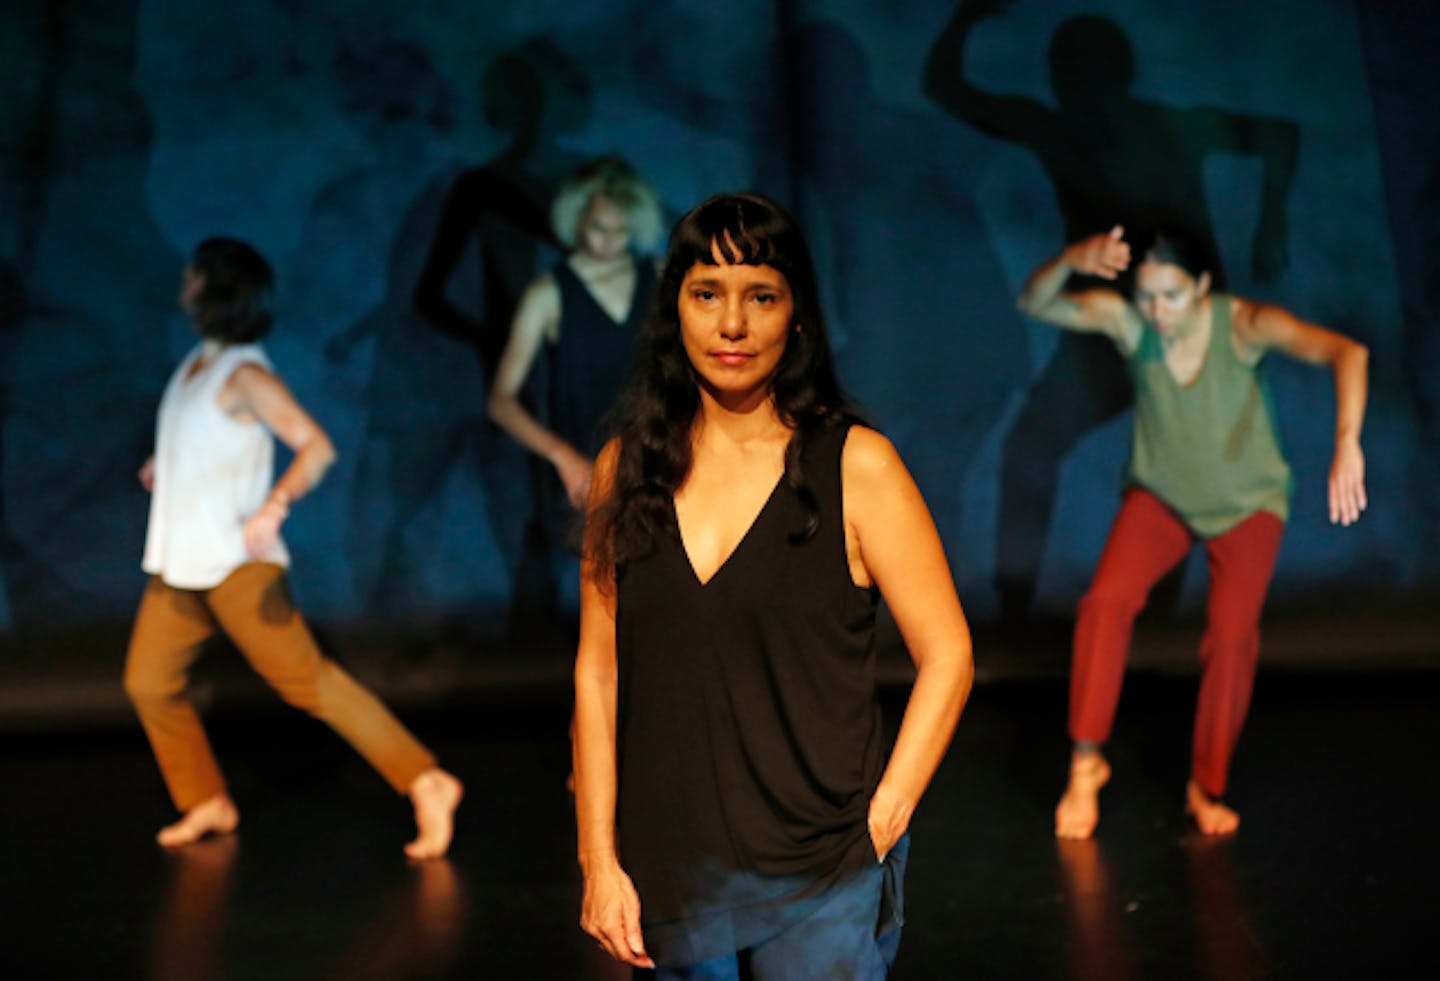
222, 364, 339, 556
844, 428, 975, 860
1240, 301, 1369, 525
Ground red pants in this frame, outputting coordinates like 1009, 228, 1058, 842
1070, 488, 1284, 797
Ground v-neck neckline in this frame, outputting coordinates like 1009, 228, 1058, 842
182, 347, 220, 384
672, 474, 786, 588
1159, 299, 1215, 390
564, 258, 638, 328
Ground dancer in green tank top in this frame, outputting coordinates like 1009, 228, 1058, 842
1017, 226, 1368, 838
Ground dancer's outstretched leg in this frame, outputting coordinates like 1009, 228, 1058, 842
1055, 750, 1111, 839
209, 565, 458, 858
406, 769, 464, 860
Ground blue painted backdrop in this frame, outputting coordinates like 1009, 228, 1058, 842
0, 0, 1435, 638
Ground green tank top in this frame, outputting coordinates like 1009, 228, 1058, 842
1125, 294, 1292, 537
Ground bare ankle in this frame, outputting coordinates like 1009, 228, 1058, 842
1069, 751, 1109, 780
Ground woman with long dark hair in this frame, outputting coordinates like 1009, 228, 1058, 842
125, 237, 462, 857
573, 194, 974, 975
1018, 226, 1368, 839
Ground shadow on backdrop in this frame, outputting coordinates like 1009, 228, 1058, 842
0, 258, 26, 627
411, 37, 594, 632
925, 1, 1300, 622
0, 0, 181, 630
635, 18, 1028, 582
290, 40, 490, 625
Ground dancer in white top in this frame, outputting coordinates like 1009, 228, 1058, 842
125, 237, 461, 857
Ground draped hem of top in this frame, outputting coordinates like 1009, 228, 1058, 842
1122, 479, 1290, 541
639, 831, 878, 966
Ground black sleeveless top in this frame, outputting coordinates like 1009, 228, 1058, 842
614, 422, 883, 956
547, 258, 656, 456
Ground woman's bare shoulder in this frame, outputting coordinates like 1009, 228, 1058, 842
840, 425, 906, 488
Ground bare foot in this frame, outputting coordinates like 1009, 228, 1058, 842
157, 794, 239, 848
405, 768, 463, 860
1055, 753, 1111, 840
1185, 780, 1240, 836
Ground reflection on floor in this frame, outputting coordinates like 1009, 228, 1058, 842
1, 672, 1435, 978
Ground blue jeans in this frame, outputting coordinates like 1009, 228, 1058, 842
642, 835, 909, 981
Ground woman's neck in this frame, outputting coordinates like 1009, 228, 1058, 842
569, 250, 632, 276
693, 391, 790, 450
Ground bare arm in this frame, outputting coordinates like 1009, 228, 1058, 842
843, 428, 974, 859
487, 274, 593, 508
1016, 227, 1141, 349
1236, 299, 1369, 525
220, 363, 338, 556
573, 442, 653, 969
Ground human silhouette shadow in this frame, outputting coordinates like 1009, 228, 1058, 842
299, 41, 519, 629
275, 40, 473, 624
329, 176, 508, 625
633, 19, 1028, 571
925, 1, 1300, 622
0, 259, 25, 627
410, 38, 593, 630
1409, 164, 1440, 523
0, 0, 181, 627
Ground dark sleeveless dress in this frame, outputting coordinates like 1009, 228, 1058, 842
614, 421, 885, 964
547, 259, 657, 456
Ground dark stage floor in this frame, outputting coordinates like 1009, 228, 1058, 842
2, 670, 1436, 979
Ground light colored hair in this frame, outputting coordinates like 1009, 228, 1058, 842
550, 155, 664, 253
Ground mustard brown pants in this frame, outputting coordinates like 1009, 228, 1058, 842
124, 562, 435, 811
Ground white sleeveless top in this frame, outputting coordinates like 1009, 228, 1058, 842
142, 343, 290, 588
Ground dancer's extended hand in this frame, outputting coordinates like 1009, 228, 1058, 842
242, 500, 286, 557
553, 447, 595, 511
1066, 225, 1131, 280
1328, 437, 1366, 526
138, 456, 155, 492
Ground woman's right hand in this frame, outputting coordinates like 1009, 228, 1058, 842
1065, 225, 1131, 280
138, 456, 155, 492
552, 446, 596, 511
580, 857, 653, 968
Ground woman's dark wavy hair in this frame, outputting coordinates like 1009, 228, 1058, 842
1131, 226, 1213, 282
586, 192, 859, 586
188, 237, 275, 343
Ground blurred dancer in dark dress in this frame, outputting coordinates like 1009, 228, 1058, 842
487, 157, 662, 612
